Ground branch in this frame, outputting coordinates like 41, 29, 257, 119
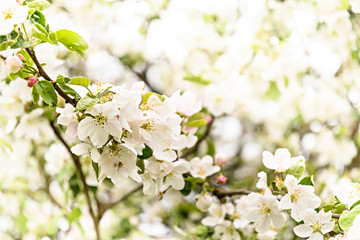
100, 185, 142, 216
181, 117, 214, 159
0, 55, 5, 61
49, 121, 100, 240
25, 48, 77, 106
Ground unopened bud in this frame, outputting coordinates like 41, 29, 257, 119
5, 56, 23, 73
215, 153, 227, 166
204, 116, 212, 124
17, 54, 25, 61
196, 194, 212, 212
217, 175, 227, 185
27, 78, 37, 87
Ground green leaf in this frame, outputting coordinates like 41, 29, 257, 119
324, 204, 334, 212
186, 119, 207, 127
27, 0, 50, 10
265, 81, 281, 100
35, 81, 58, 107
180, 180, 192, 196
186, 177, 205, 184
69, 77, 90, 87
18, 49, 34, 66
11, 34, 33, 49
137, 145, 153, 159
56, 75, 80, 100
69, 173, 81, 198
299, 175, 314, 186
48, 32, 58, 45
285, 158, 306, 179
183, 72, 212, 85
30, 10, 47, 29
339, 205, 360, 231
351, 200, 360, 210
8, 72, 18, 80
334, 203, 348, 214
96, 86, 113, 98
32, 85, 40, 104
136, 158, 145, 174
75, 96, 98, 111
67, 208, 82, 225
0, 31, 20, 51
92, 161, 99, 181
56, 29, 89, 59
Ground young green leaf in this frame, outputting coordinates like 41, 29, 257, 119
0, 31, 20, 51
11, 34, 33, 49
35, 81, 58, 107
32, 86, 40, 104
27, 0, 50, 11
184, 72, 212, 85
69, 77, 90, 87
186, 119, 207, 127
339, 205, 360, 231
75, 96, 98, 111
56, 75, 81, 100
56, 29, 89, 60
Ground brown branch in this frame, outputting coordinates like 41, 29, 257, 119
181, 117, 214, 159
25, 48, 77, 106
49, 121, 100, 240
0, 55, 6, 61
99, 185, 142, 216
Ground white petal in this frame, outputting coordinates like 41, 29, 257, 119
293, 224, 313, 238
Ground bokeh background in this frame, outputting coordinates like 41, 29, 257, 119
1, 0, 360, 239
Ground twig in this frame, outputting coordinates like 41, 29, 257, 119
181, 117, 214, 159
49, 121, 101, 240
0, 55, 6, 61
25, 48, 77, 106
100, 185, 142, 215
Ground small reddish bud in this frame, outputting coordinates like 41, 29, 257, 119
27, 78, 37, 87
204, 116, 212, 124
215, 153, 227, 166
17, 54, 25, 61
217, 175, 227, 185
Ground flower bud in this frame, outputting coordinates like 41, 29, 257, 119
215, 153, 227, 166
27, 78, 37, 88
17, 54, 25, 61
5, 56, 23, 73
217, 175, 227, 185
204, 116, 212, 124
196, 194, 212, 212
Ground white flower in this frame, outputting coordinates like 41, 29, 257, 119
71, 141, 101, 163
77, 102, 126, 147
98, 143, 141, 184
57, 104, 78, 138
293, 209, 335, 240
5, 55, 23, 73
347, 214, 360, 240
0, 0, 28, 35
280, 175, 321, 222
243, 192, 284, 233
161, 160, 190, 190
190, 155, 220, 179
196, 194, 213, 212
256, 171, 271, 194
169, 90, 202, 117
213, 221, 241, 240
262, 148, 304, 172
201, 202, 226, 226
334, 181, 360, 207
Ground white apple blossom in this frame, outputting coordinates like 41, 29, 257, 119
57, 104, 78, 138
213, 220, 241, 240
262, 148, 304, 172
202, 202, 227, 227
0, 0, 28, 35
78, 101, 126, 147
280, 174, 321, 222
243, 192, 284, 233
196, 194, 212, 212
347, 214, 360, 240
293, 209, 335, 240
161, 160, 190, 190
189, 155, 220, 179
169, 90, 202, 117
5, 55, 23, 73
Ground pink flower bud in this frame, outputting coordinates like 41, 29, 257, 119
217, 175, 227, 185
196, 194, 212, 212
204, 116, 213, 124
215, 154, 227, 166
27, 78, 37, 87
17, 54, 25, 61
5, 56, 23, 73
